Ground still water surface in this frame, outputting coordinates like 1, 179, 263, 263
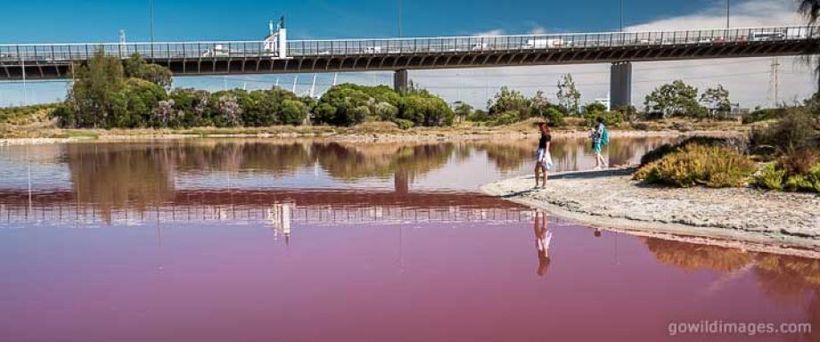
0, 137, 818, 341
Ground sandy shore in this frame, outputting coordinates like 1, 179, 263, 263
481, 169, 820, 255
0, 128, 740, 146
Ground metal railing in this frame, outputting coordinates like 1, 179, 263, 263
0, 26, 816, 63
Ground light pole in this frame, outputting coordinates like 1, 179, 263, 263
619, 0, 624, 32
149, 0, 155, 57
726, 0, 730, 29
397, 0, 402, 37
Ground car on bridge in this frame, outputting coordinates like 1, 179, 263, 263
751, 32, 786, 41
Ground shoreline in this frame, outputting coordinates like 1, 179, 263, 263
0, 127, 741, 146
481, 169, 820, 258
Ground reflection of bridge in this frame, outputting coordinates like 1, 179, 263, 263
0, 189, 530, 226
2, 26, 817, 107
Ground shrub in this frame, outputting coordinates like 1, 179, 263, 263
543, 107, 565, 127
584, 110, 623, 127
749, 109, 818, 153
398, 94, 454, 127
634, 144, 756, 188
393, 118, 414, 130
754, 163, 786, 191
639, 136, 734, 167
755, 148, 820, 193
490, 111, 520, 126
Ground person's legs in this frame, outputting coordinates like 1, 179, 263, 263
593, 142, 602, 169
541, 165, 548, 187
534, 164, 542, 187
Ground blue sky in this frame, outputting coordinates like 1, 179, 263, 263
0, 0, 814, 108
1, 0, 720, 43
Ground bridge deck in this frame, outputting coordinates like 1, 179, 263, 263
1, 26, 818, 80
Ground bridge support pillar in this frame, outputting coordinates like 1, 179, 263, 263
394, 69, 409, 94
610, 62, 632, 110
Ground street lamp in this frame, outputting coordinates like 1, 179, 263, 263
149, 0, 155, 57
398, 0, 403, 37
726, 0, 730, 29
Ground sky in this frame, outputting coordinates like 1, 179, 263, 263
0, 0, 815, 108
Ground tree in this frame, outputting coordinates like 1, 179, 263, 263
529, 91, 563, 126
452, 101, 473, 122
643, 80, 705, 118
556, 74, 581, 115
699, 85, 732, 119
124, 54, 173, 89
487, 86, 530, 120
399, 94, 454, 127
583, 102, 607, 115
64, 50, 126, 127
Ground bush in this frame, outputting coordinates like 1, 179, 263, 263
639, 136, 735, 167
749, 109, 818, 153
393, 118, 414, 130
585, 110, 623, 127
754, 163, 786, 191
743, 107, 786, 124
755, 148, 820, 193
397, 93, 454, 127
542, 107, 565, 127
490, 111, 520, 126
634, 144, 756, 188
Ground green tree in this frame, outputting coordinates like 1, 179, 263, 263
556, 74, 581, 115
700, 85, 732, 119
644, 80, 706, 118
124, 54, 173, 89
399, 94, 454, 127
452, 101, 473, 123
529, 91, 563, 126
583, 102, 607, 115
487, 86, 530, 120
280, 99, 308, 125
64, 50, 126, 127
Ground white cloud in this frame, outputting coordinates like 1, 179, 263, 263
409, 0, 815, 110
529, 26, 547, 35
475, 29, 505, 37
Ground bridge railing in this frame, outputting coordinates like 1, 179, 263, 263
0, 26, 816, 63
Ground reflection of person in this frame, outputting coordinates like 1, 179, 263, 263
590, 117, 608, 169
533, 211, 552, 276
594, 228, 601, 238
534, 122, 553, 188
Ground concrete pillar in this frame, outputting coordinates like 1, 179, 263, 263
610, 62, 632, 110
394, 69, 408, 94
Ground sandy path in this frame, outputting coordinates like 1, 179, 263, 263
481, 168, 820, 254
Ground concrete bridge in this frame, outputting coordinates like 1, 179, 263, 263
1, 25, 818, 107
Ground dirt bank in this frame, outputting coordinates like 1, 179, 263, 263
481, 169, 820, 254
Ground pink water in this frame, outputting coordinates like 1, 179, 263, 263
0, 139, 816, 341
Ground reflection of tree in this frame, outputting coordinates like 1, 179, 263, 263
755, 255, 820, 302
174, 141, 311, 175
645, 237, 820, 340
644, 238, 754, 272
65, 143, 176, 223
311, 142, 454, 191
479, 142, 531, 173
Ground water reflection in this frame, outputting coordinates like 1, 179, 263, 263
645, 237, 820, 339
533, 211, 552, 277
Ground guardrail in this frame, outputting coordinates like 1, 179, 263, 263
0, 26, 816, 63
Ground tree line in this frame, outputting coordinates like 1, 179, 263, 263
53, 51, 454, 129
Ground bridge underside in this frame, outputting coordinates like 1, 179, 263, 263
1, 40, 817, 80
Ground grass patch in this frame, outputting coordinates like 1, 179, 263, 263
634, 143, 756, 188
753, 148, 820, 193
